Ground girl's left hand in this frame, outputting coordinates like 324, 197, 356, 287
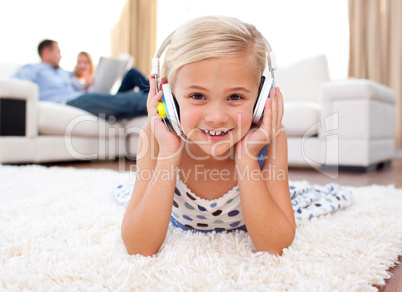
236, 87, 284, 159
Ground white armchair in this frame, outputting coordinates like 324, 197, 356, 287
278, 55, 396, 171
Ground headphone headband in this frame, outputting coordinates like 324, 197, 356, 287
151, 32, 175, 77
269, 52, 278, 72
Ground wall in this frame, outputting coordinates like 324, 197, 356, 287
157, 0, 350, 80
0, 0, 349, 80
0, 0, 125, 71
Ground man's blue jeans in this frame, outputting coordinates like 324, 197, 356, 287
67, 68, 150, 120
67, 90, 148, 121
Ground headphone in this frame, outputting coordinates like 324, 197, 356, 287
151, 32, 278, 141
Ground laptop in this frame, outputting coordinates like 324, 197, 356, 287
88, 56, 131, 94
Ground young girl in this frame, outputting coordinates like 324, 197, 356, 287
121, 16, 296, 256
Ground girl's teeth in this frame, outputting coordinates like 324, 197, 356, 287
204, 129, 228, 136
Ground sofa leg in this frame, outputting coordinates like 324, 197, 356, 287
323, 160, 392, 173
0, 98, 26, 136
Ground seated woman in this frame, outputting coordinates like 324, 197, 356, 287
73, 51, 149, 94
71, 51, 95, 92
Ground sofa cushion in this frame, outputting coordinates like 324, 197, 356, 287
283, 102, 320, 137
38, 101, 125, 138
124, 116, 148, 133
275, 55, 330, 103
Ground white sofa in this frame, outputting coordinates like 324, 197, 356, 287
0, 55, 396, 170
278, 55, 396, 171
0, 63, 147, 164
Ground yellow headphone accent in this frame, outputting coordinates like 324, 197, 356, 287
157, 102, 167, 118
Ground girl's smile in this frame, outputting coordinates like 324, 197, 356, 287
200, 128, 232, 139
173, 56, 260, 156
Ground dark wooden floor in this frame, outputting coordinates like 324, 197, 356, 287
44, 157, 402, 292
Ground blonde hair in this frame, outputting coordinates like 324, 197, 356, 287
160, 16, 272, 91
74, 51, 94, 77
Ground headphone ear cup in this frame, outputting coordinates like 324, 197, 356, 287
161, 83, 183, 136
252, 75, 274, 125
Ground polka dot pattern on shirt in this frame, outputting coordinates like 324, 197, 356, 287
170, 173, 246, 232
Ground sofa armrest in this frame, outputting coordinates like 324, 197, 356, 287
319, 78, 396, 140
0, 79, 39, 137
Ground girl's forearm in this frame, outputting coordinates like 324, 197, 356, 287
122, 159, 180, 256
236, 159, 295, 255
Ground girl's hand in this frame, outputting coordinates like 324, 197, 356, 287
236, 87, 284, 160
147, 75, 182, 157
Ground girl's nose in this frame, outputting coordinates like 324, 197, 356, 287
204, 104, 229, 125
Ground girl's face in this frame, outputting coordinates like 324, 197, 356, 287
173, 56, 260, 157
76, 54, 91, 78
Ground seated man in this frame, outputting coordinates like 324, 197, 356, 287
13, 39, 148, 121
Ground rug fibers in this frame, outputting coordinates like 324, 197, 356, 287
0, 165, 401, 291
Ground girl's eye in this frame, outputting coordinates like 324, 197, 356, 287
189, 93, 206, 100
227, 94, 244, 101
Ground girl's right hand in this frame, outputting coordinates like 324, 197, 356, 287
147, 75, 183, 158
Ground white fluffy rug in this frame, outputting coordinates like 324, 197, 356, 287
0, 165, 401, 291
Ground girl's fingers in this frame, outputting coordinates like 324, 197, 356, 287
262, 88, 275, 124
149, 75, 156, 91
146, 77, 164, 118
264, 97, 272, 140
147, 75, 157, 107
148, 91, 163, 115
271, 88, 278, 132
276, 87, 284, 129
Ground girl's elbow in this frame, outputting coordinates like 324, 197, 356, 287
257, 241, 293, 256
279, 231, 296, 255
121, 228, 153, 256
256, 231, 296, 256
122, 232, 160, 256
121, 228, 160, 256
283, 227, 296, 252
125, 246, 159, 257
